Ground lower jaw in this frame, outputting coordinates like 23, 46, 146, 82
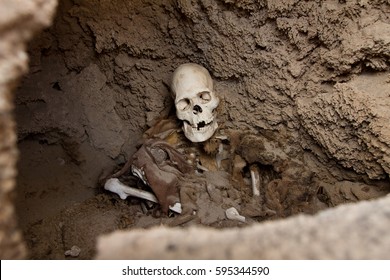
183, 121, 218, 142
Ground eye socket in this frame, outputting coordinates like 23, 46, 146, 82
176, 98, 191, 111
198, 91, 211, 103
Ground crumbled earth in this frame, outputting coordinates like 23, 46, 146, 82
13, 0, 390, 259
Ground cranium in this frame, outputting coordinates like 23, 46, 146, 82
171, 63, 220, 142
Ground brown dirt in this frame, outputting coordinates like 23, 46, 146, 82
0, 0, 57, 259
13, 0, 390, 259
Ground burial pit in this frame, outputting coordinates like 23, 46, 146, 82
1, 0, 390, 259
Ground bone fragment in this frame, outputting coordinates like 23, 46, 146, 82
104, 178, 158, 203
131, 165, 148, 186
250, 165, 261, 197
64, 245, 81, 257
140, 202, 148, 214
196, 162, 209, 172
169, 202, 182, 214
225, 207, 246, 223
215, 135, 228, 140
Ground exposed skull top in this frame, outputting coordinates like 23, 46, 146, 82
171, 63, 220, 142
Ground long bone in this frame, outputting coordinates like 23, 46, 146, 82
104, 178, 158, 202
104, 178, 182, 214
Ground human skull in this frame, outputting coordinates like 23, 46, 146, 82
171, 63, 220, 142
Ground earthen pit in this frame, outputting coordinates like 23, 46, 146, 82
7, 0, 390, 259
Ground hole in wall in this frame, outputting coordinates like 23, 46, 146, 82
13, 0, 390, 259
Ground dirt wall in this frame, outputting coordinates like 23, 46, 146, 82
0, 0, 57, 259
17, 0, 390, 181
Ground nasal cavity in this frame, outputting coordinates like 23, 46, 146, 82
193, 105, 202, 114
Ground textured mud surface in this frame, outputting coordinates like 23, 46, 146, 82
0, 0, 57, 259
13, 0, 390, 259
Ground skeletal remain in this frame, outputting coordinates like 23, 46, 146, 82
130, 139, 192, 214
105, 178, 158, 202
140, 202, 148, 214
225, 207, 246, 223
64, 245, 81, 257
171, 63, 220, 142
104, 178, 182, 214
131, 166, 148, 186
250, 165, 261, 197
196, 161, 209, 172
215, 135, 228, 140
169, 202, 182, 214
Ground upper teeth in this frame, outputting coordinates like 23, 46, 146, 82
190, 118, 214, 129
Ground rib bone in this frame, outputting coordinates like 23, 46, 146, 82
250, 165, 261, 197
